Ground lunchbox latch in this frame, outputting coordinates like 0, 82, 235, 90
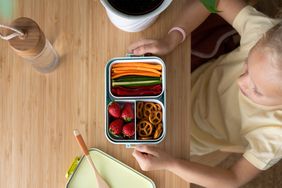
126, 144, 137, 148
126, 53, 152, 57
65, 156, 81, 179
126, 53, 143, 57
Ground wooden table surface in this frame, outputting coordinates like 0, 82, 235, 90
0, 0, 191, 187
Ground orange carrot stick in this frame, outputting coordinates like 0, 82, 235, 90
112, 71, 161, 76
112, 72, 160, 79
112, 63, 162, 70
112, 67, 161, 75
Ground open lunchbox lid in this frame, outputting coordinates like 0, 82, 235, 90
66, 148, 155, 188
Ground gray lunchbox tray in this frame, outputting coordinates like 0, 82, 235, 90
105, 56, 166, 147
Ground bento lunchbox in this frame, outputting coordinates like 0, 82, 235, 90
105, 56, 166, 147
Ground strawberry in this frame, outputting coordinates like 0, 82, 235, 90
122, 122, 135, 138
121, 103, 134, 122
109, 119, 123, 136
108, 102, 121, 118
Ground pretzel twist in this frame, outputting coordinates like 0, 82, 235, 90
137, 102, 144, 119
143, 102, 158, 119
149, 111, 162, 126
153, 123, 163, 139
139, 136, 153, 140
137, 120, 153, 137
155, 104, 162, 111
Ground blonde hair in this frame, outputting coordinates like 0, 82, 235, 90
259, 21, 282, 69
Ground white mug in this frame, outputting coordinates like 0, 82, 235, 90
100, 0, 172, 32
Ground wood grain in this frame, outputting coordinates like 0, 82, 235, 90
0, 0, 190, 188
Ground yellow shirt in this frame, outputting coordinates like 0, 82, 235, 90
191, 6, 282, 170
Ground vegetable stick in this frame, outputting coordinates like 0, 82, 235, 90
112, 80, 161, 87
112, 67, 161, 75
112, 72, 160, 79
113, 76, 161, 82
112, 63, 162, 70
112, 71, 161, 77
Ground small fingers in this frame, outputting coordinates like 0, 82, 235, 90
128, 39, 158, 55
132, 150, 153, 171
132, 150, 145, 161
135, 145, 159, 156
128, 39, 155, 52
132, 44, 160, 55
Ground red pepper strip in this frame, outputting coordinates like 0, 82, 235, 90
111, 84, 162, 96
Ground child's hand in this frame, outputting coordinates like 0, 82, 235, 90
127, 38, 176, 56
132, 145, 175, 171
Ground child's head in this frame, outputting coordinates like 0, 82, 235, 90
237, 21, 282, 106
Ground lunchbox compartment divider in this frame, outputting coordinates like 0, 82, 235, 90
134, 100, 137, 141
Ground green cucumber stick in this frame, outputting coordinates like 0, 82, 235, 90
113, 76, 161, 82
112, 80, 161, 87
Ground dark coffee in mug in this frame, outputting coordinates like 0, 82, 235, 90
107, 0, 164, 16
